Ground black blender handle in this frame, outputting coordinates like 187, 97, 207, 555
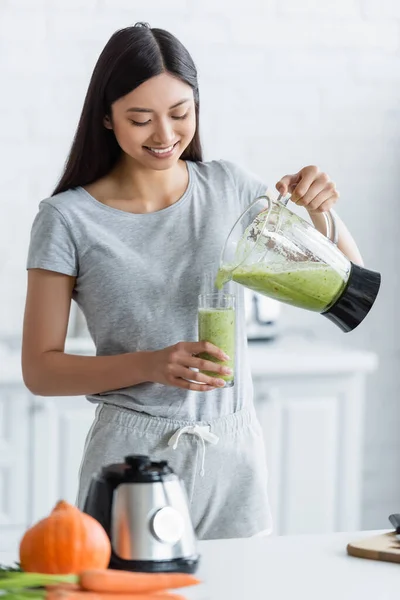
389, 513, 400, 533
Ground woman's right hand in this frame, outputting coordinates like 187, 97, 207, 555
147, 341, 232, 391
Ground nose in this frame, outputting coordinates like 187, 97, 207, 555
151, 117, 175, 146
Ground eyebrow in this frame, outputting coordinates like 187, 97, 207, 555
126, 98, 191, 113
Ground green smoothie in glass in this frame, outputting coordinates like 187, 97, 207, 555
198, 293, 235, 387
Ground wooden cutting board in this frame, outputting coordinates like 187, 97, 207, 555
347, 532, 400, 564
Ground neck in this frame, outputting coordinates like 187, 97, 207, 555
110, 155, 187, 208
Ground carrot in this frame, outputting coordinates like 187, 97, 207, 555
79, 569, 200, 594
45, 583, 81, 592
47, 592, 185, 600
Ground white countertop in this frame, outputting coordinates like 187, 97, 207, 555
188, 530, 396, 599
0, 336, 378, 385
0, 530, 396, 599
184, 530, 397, 600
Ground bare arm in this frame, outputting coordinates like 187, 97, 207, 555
21, 269, 151, 396
22, 269, 229, 397
309, 211, 364, 266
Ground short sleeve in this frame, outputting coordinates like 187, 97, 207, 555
26, 202, 78, 276
220, 160, 268, 211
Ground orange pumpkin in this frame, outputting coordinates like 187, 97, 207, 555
19, 500, 111, 574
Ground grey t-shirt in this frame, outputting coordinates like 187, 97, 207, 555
27, 159, 266, 421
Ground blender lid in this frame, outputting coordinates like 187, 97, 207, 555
101, 455, 175, 484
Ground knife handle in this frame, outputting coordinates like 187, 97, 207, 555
388, 513, 400, 533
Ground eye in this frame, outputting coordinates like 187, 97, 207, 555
171, 112, 189, 120
130, 119, 151, 126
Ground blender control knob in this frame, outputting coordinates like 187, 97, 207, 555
150, 507, 184, 544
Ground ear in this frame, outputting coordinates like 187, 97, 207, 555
103, 115, 113, 130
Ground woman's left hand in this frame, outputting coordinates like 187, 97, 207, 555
276, 165, 339, 214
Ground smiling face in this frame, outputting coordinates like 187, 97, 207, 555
105, 72, 197, 170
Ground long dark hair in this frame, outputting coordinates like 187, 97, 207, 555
52, 23, 202, 196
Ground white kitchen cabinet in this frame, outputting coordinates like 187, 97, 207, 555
254, 373, 365, 536
0, 337, 378, 554
30, 395, 96, 524
0, 385, 29, 552
249, 339, 377, 537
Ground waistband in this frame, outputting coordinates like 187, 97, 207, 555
95, 402, 258, 438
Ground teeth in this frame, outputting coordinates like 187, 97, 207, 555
149, 145, 174, 154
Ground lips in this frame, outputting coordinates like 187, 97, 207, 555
148, 144, 174, 154
144, 141, 180, 158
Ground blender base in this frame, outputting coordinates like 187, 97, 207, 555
322, 262, 381, 332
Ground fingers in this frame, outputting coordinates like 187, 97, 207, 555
172, 365, 227, 390
163, 342, 232, 391
276, 166, 320, 201
277, 166, 339, 212
185, 354, 232, 376
276, 173, 299, 196
295, 178, 337, 209
173, 379, 216, 392
290, 166, 321, 203
185, 341, 230, 362
307, 189, 339, 213
291, 176, 326, 206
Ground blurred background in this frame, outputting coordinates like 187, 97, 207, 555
0, 0, 399, 550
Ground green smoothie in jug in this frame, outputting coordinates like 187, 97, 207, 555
216, 262, 346, 313
198, 307, 235, 384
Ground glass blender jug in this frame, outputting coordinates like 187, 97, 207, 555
216, 192, 381, 332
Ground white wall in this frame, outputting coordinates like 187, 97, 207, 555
1, 0, 399, 529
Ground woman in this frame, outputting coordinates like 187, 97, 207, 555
22, 23, 363, 540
